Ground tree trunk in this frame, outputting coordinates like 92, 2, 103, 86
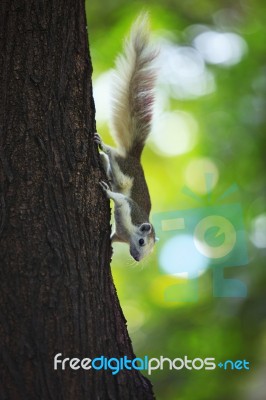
0, 1, 154, 399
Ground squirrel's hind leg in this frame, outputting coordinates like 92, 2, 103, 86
99, 152, 112, 179
94, 133, 115, 182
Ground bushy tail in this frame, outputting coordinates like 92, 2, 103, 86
110, 13, 157, 159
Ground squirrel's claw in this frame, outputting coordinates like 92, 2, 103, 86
94, 133, 103, 149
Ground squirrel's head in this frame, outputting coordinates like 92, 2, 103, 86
129, 222, 156, 261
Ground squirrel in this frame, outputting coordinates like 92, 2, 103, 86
94, 13, 158, 262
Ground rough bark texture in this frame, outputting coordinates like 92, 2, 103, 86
0, 1, 154, 399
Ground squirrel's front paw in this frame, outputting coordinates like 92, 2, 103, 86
99, 180, 111, 193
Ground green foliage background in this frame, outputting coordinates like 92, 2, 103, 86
86, 1, 266, 399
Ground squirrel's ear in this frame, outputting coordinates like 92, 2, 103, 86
140, 223, 151, 233
155, 237, 160, 242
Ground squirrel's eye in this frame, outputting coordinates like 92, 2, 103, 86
139, 238, 145, 246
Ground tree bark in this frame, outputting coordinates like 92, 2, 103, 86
0, 1, 154, 399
